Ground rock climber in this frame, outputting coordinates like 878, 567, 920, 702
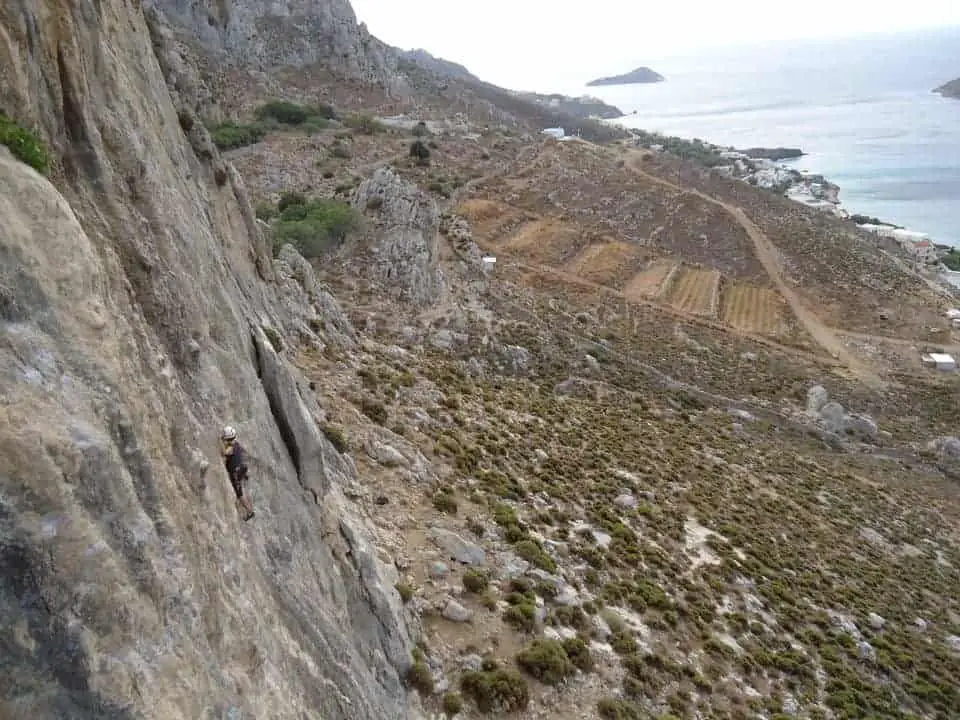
221, 425, 255, 521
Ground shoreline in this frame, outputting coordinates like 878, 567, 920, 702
615, 125, 959, 285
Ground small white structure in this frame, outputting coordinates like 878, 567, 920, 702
481, 256, 497, 271
921, 353, 956, 372
542, 127, 565, 139
946, 309, 960, 319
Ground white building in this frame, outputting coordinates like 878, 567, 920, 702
542, 127, 565, 139
921, 353, 956, 372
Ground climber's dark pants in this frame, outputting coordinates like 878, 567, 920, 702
230, 467, 248, 499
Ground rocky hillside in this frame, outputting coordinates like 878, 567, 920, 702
0, 2, 419, 719
934, 77, 960, 99
3, 1, 960, 720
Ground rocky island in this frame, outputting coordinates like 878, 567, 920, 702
934, 77, 960, 99
586, 66, 665, 86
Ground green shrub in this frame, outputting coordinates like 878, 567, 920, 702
321, 424, 348, 453
254, 201, 277, 221
278, 191, 306, 212
503, 603, 537, 633
432, 490, 459, 514
254, 100, 336, 126
208, 121, 266, 150
395, 583, 414, 603
406, 659, 433, 694
345, 113, 384, 135
562, 637, 594, 672
442, 691, 463, 716
460, 667, 529, 712
597, 698, 644, 720
462, 568, 489, 593
272, 198, 360, 258
413, 120, 431, 137
329, 140, 352, 159
360, 398, 388, 425
516, 639, 575, 685
512, 538, 556, 572
0, 113, 49, 174
410, 139, 431, 166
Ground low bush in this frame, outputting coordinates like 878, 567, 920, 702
254, 100, 337, 126
516, 638, 576, 685
460, 666, 529, 712
208, 121, 266, 150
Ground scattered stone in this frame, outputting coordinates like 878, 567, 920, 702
806, 385, 830, 414
857, 640, 876, 663
442, 599, 472, 623
430, 527, 486, 565
727, 407, 755, 422
868, 612, 886, 630
614, 493, 637, 509
366, 441, 408, 467
428, 561, 450, 579
459, 654, 483, 671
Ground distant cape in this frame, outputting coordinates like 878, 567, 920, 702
934, 77, 960, 99
586, 67, 665, 87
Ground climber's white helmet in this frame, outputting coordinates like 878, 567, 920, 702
221, 425, 237, 442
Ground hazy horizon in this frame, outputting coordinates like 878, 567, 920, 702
351, 0, 960, 93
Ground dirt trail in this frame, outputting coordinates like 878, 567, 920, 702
625, 152, 886, 389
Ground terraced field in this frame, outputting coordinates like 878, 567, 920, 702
722, 282, 788, 336
497, 219, 583, 265
623, 260, 678, 300
664, 266, 721, 317
564, 240, 644, 286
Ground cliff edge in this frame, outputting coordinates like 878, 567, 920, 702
0, 2, 420, 718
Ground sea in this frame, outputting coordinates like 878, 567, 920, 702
577, 26, 960, 247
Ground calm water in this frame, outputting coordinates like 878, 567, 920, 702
578, 27, 960, 246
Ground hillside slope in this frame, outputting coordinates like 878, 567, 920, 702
0, 3, 420, 719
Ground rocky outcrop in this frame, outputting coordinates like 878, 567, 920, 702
925, 436, 960, 479
0, 2, 420, 718
351, 167, 445, 306
804, 385, 878, 442
586, 66, 665, 86
933, 77, 960, 99
148, 0, 400, 85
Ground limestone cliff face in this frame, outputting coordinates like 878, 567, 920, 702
149, 0, 399, 83
0, 2, 420, 719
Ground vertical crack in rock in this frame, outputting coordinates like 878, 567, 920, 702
251, 327, 301, 479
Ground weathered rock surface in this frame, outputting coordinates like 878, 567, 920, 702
804, 385, 878, 442
0, 2, 419, 718
351, 167, 445, 307
926, 436, 960, 479
149, 0, 401, 85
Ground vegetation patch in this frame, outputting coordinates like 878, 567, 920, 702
271, 195, 361, 258
0, 113, 49, 174
460, 661, 530, 713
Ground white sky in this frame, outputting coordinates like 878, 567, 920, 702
350, 0, 960, 92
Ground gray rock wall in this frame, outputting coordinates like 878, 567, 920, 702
0, 1, 420, 718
